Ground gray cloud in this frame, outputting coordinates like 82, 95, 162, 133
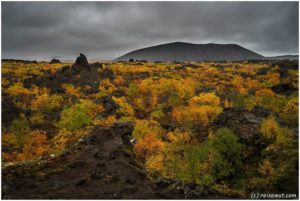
2, 1, 298, 60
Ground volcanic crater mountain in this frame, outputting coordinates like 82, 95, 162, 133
116, 42, 264, 62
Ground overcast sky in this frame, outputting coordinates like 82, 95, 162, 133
2, 1, 299, 60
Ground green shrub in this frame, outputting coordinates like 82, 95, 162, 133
182, 144, 213, 184
57, 101, 92, 130
208, 128, 245, 181
126, 83, 139, 98
150, 104, 165, 120
229, 92, 250, 108
161, 128, 246, 186
11, 114, 30, 147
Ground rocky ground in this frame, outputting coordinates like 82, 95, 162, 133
2, 121, 233, 199
23, 54, 113, 94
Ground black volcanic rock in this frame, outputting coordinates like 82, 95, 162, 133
211, 106, 272, 145
22, 54, 108, 94
116, 42, 264, 62
72, 53, 90, 72
2, 122, 231, 199
49, 58, 61, 64
2, 92, 23, 127
271, 83, 297, 96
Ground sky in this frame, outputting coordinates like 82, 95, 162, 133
2, 1, 299, 60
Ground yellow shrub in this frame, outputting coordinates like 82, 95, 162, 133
112, 96, 134, 117
232, 76, 247, 94
260, 116, 279, 142
31, 93, 63, 111
245, 78, 259, 91
224, 98, 231, 108
6, 82, 31, 96
78, 99, 104, 118
29, 85, 49, 96
31, 94, 48, 110
265, 72, 280, 86
172, 105, 222, 127
102, 79, 116, 91
132, 119, 164, 141
284, 97, 298, 113
132, 97, 145, 111
189, 92, 220, 106
51, 129, 73, 153
145, 153, 165, 175
167, 130, 191, 144
30, 112, 45, 124
280, 97, 298, 125
94, 115, 117, 128
259, 159, 275, 178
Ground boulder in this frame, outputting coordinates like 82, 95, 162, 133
57, 66, 70, 74
111, 121, 134, 137
72, 54, 90, 72
1, 93, 23, 127
271, 83, 297, 96
100, 96, 120, 117
154, 178, 230, 199
49, 59, 61, 64
211, 106, 272, 145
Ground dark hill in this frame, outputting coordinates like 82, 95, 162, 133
116, 42, 264, 62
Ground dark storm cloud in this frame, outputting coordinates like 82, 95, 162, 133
2, 1, 298, 60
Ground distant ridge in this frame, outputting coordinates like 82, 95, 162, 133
116, 42, 265, 62
266, 55, 298, 60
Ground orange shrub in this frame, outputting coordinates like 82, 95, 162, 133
134, 133, 165, 161
94, 115, 117, 128
231, 76, 247, 94
51, 129, 74, 153
2, 78, 10, 88
265, 72, 280, 86
62, 84, 82, 98
255, 88, 276, 97
16, 130, 50, 161
114, 76, 126, 85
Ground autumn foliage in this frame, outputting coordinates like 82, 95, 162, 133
1, 59, 298, 195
